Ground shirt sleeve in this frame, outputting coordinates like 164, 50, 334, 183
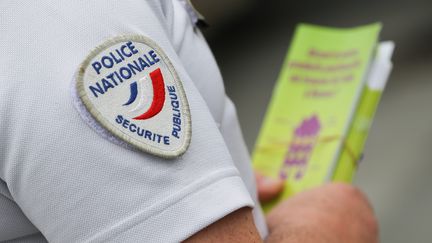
0, 1, 254, 242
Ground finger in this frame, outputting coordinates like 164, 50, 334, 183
255, 172, 284, 203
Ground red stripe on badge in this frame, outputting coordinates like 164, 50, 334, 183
133, 68, 166, 120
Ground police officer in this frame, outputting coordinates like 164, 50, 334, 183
0, 0, 377, 242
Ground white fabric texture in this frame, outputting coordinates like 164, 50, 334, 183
0, 0, 267, 242
0, 194, 39, 241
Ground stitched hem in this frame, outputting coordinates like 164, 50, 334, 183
84, 168, 254, 242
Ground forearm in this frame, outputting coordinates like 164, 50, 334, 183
264, 183, 378, 243
185, 207, 261, 243
266, 222, 332, 243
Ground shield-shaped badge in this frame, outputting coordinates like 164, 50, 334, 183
75, 35, 191, 158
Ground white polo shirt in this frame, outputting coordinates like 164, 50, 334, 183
0, 0, 267, 242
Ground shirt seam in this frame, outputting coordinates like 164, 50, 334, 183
84, 167, 241, 242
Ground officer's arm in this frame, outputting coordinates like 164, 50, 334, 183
185, 207, 262, 242
186, 183, 379, 243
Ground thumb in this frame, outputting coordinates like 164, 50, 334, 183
255, 172, 284, 203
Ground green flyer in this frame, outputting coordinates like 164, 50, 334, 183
252, 23, 393, 211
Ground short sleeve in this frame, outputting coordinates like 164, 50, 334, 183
0, 1, 254, 242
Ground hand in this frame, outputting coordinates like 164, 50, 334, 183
255, 172, 285, 203
255, 174, 378, 243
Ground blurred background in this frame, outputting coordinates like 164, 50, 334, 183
192, 0, 432, 242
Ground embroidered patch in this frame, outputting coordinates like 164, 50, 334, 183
75, 35, 191, 158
